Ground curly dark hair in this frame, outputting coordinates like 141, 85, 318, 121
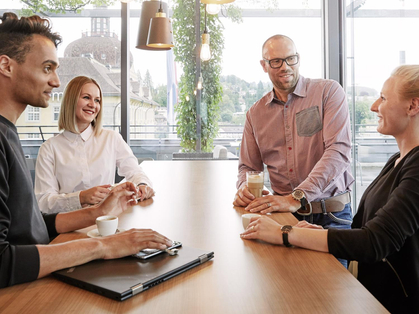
0, 12, 62, 64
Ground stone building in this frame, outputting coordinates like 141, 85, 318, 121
16, 13, 159, 141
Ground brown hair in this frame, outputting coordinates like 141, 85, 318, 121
58, 76, 103, 136
0, 12, 62, 63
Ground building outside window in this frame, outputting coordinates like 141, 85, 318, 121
2, 0, 418, 210
26, 107, 40, 122
53, 106, 60, 122
27, 133, 40, 139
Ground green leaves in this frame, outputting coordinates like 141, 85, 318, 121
19, 0, 116, 14
173, 0, 226, 152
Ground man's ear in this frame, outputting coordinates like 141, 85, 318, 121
0, 55, 13, 78
260, 60, 268, 73
408, 97, 419, 117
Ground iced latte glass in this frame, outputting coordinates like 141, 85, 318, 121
246, 171, 264, 198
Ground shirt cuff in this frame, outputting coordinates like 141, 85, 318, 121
68, 191, 82, 211
6, 245, 40, 287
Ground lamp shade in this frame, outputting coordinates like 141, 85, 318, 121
136, 0, 171, 50
147, 11, 174, 48
201, 0, 235, 4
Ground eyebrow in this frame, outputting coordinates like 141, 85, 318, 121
81, 93, 100, 98
43, 60, 59, 68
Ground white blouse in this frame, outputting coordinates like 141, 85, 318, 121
35, 125, 151, 213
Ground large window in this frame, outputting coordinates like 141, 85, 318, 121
345, 0, 419, 206
3, 0, 415, 210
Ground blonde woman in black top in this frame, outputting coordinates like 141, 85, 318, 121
241, 65, 419, 313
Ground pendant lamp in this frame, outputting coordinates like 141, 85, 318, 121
200, 6, 211, 61
206, 4, 221, 15
200, 31, 211, 61
197, 74, 203, 90
147, 1, 174, 49
136, 0, 173, 50
201, 0, 235, 4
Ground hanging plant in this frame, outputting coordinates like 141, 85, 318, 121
172, 0, 227, 152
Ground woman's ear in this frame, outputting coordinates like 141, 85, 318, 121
409, 97, 419, 117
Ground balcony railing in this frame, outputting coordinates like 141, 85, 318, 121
16, 124, 246, 142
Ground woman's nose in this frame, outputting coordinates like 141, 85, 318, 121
370, 98, 380, 112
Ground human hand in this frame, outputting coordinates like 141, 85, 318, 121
137, 184, 155, 201
233, 185, 269, 207
79, 184, 111, 206
240, 216, 283, 245
98, 228, 173, 260
96, 182, 139, 217
295, 220, 324, 230
245, 194, 300, 214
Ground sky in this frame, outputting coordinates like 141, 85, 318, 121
1, 0, 419, 93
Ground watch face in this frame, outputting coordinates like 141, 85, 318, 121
281, 225, 292, 233
292, 190, 304, 200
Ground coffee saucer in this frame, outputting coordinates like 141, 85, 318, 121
87, 228, 125, 238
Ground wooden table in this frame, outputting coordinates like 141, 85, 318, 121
0, 160, 388, 314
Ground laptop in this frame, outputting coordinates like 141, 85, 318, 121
53, 246, 214, 301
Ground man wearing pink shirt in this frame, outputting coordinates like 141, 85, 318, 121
234, 35, 354, 265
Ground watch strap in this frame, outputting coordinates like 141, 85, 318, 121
282, 232, 292, 247
281, 225, 293, 247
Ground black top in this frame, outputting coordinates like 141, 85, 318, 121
0, 115, 58, 288
328, 146, 419, 313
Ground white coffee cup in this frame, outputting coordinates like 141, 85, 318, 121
242, 213, 261, 229
96, 215, 118, 236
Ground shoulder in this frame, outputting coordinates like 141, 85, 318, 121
248, 90, 274, 115
43, 132, 64, 144
98, 128, 120, 139
39, 133, 64, 151
95, 129, 124, 145
403, 146, 419, 165
304, 77, 343, 92
0, 119, 19, 152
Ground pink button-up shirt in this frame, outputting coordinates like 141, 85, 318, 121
237, 76, 354, 202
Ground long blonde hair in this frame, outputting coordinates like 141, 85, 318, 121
58, 76, 103, 136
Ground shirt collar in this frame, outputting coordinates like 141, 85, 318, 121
264, 75, 307, 106
292, 75, 307, 98
63, 124, 94, 142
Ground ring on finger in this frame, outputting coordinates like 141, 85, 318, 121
250, 225, 255, 231
267, 202, 272, 207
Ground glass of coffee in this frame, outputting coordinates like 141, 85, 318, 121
246, 171, 264, 198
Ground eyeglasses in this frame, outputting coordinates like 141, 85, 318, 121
263, 54, 299, 69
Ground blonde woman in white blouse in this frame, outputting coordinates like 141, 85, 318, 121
35, 76, 154, 214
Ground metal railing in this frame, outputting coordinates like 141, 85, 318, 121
16, 124, 246, 142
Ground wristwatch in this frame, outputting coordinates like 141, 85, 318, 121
281, 225, 293, 247
291, 189, 307, 208
292, 189, 312, 215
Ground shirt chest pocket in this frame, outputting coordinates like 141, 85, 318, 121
296, 106, 322, 137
